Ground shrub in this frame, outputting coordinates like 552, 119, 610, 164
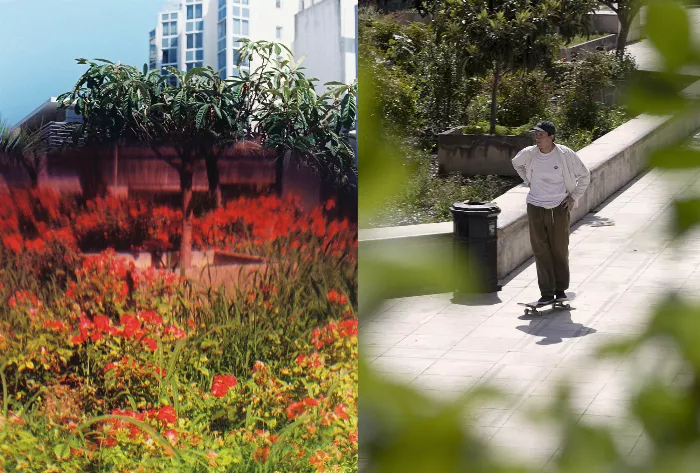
497, 70, 555, 127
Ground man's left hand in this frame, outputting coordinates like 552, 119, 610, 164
562, 196, 575, 211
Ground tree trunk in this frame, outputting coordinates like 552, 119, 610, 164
489, 64, 501, 135
179, 167, 194, 273
26, 166, 38, 189
274, 151, 286, 197
205, 154, 223, 208
112, 142, 119, 188
616, 14, 630, 59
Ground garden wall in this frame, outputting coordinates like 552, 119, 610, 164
560, 34, 617, 60
437, 128, 534, 176
359, 78, 700, 290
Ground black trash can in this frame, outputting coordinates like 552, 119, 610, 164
450, 201, 501, 294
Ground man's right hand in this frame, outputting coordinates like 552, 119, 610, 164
562, 196, 575, 211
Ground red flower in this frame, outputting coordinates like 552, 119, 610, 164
303, 397, 319, 407
8, 297, 16, 309
93, 315, 111, 332
211, 374, 238, 398
286, 401, 306, 420
334, 403, 349, 420
90, 331, 104, 342
144, 337, 158, 352
327, 290, 348, 305
71, 334, 85, 345
164, 325, 186, 339
120, 314, 140, 338
44, 320, 67, 332
2, 234, 23, 253
324, 198, 336, 211
138, 310, 163, 326
157, 406, 177, 424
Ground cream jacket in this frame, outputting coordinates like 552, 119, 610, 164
512, 144, 591, 207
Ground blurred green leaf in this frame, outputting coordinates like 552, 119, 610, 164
672, 197, 700, 236
555, 424, 620, 473
625, 72, 689, 116
633, 381, 697, 445
646, 295, 700, 365
359, 244, 481, 321
53, 443, 70, 460
648, 146, 700, 169
358, 56, 409, 228
646, 0, 691, 72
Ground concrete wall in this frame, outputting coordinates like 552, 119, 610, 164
437, 128, 534, 177
359, 79, 700, 290
293, 0, 358, 92
588, 8, 646, 42
560, 34, 617, 60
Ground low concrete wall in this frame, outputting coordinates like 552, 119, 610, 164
360, 79, 700, 290
589, 8, 645, 42
437, 128, 534, 177
560, 34, 617, 60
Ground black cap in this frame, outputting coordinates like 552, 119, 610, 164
532, 121, 556, 136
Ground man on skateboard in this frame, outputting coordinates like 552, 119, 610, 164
512, 121, 590, 306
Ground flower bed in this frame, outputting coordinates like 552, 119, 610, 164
0, 189, 357, 472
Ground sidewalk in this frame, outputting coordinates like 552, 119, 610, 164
362, 166, 700, 470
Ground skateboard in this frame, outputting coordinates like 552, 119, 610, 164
518, 298, 573, 316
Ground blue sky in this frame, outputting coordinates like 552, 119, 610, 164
0, 0, 165, 126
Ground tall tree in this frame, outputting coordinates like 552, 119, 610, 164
598, 0, 642, 58
234, 40, 358, 194
434, 0, 597, 134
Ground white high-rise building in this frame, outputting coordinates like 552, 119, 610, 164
149, 0, 300, 82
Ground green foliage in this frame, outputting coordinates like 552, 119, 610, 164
556, 51, 635, 140
360, 3, 700, 473
461, 122, 533, 136
434, 0, 598, 132
497, 70, 554, 127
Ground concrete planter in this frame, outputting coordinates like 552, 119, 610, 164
437, 128, 534, 177
560, 34, 617, 60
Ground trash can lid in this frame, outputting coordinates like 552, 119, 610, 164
450, 201, 501, 214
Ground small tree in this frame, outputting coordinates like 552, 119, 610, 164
56, 58, 151, 198
0, 119, 47, 189
598, 0, 642, 59
436, 0, 597, 134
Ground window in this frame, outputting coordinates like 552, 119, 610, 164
186, 51, 194, 61
242, 8, 249, 17
162, 49, 177, 64
196, 50, 203, 60
187, 22, 193, 32
195, 4, 202, 18
218, 51, 226, 69
162, 22, 169, 35
187, 5, 193, 19
276, 27, 282, 39
219, 0, 226, 7
171, 12, 178, 19
218, 37, 226, 51
233, 19, 240, 34
187, 33, 203, 49
276, 0, 281, 7
219, 69, 227, 79
242, 20, 249, 35
218, 8, 226, 20
162, 13, 168, 20
233, 6, 240, 15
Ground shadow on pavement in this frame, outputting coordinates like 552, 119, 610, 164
516, 308, 596, 345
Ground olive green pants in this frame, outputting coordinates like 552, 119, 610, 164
527, 202, 570, 297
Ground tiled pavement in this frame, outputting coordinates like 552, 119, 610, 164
362, 167, 700, 470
